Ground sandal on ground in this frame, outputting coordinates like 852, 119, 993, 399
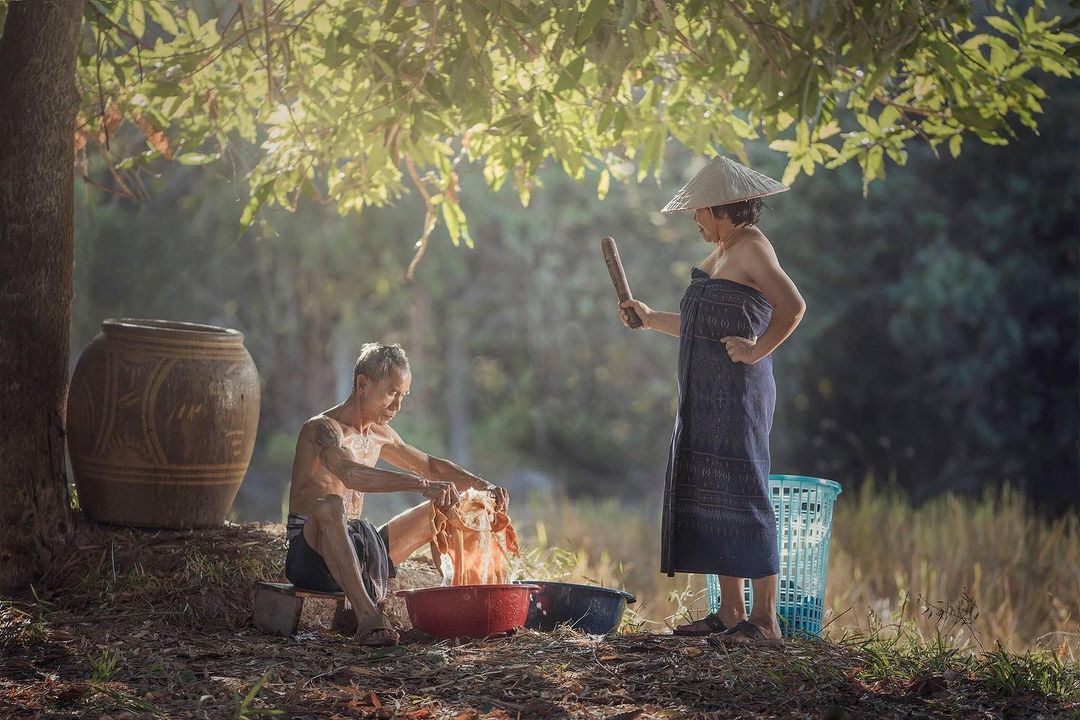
673, 612, 729, 637
708, 620, 784, 648
355, 613, 400, 647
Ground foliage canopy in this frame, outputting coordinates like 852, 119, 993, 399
20, 0, 1080, 267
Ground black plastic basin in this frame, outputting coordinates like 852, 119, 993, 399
516, 580, 637, 634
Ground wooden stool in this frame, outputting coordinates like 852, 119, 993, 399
253, 581, 357, 636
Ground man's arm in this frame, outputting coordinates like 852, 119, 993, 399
380, 427, 509, 508
306, 416, 432, 495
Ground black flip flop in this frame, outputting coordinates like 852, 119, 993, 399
708, 620, 784, 648
673, 612, 729, 636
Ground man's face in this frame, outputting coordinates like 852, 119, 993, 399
358, 368, 411, 424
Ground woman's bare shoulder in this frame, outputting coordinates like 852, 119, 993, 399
732, 228, 777, 258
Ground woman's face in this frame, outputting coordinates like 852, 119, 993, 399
694, 208, 719, 244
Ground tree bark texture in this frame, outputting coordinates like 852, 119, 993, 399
0, 0, 85, 593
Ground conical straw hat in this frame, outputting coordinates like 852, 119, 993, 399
660, 156, 788, 214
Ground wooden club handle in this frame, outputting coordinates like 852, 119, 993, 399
600, 236, 642, 329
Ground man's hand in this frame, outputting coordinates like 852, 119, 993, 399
720, 335, 758, 364
489, 485, 510, 512
421, 479, 460, 508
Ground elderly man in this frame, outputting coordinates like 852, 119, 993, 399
285, 342, 508, 646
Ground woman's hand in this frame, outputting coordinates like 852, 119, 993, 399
619, 299, 652, 329
720, 335, 759, 364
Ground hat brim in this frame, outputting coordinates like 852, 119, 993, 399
660, 155, 789, 215
660, 185, 790, 215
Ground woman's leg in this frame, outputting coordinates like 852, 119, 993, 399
673, 574, 747, 633
716, 575, 748, 627
746, 573, 782, 639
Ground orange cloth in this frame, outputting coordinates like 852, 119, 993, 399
430, 489, 520, 585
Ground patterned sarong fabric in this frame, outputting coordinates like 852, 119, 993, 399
286, 513, 392, 603
661, 267, 780, 579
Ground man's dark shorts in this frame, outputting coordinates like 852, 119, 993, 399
285, 514, 397, 596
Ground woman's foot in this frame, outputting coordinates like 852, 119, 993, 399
673, 609, 744, 636
710, 618, 784, 648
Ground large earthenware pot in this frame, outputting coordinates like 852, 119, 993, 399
66, 319, 260, 528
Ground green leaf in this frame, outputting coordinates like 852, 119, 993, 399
442, 201, 462, 246
176, 152, 219, 165
949, 134, 963, 158
503, 3, 532, 24
613, 107, 628, 136
781, 157, 801, 186
148, 0, 178, 35
382, 0, 401, 21
878, 105, 901, 128
617, 0, 638, 30
128, 0, 145, 38
650, 0, 674, 31
576, 0, 606, 43
423, 74, 451, 106
239, 180, 274, 234
597, 103, 616, 133
555, 55, 585, 93
985, 16, 1017, 38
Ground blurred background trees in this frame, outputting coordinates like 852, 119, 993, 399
72, 69, 1078, 522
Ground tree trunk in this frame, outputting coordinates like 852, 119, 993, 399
0, 0, 85, 593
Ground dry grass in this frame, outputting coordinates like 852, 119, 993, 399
511, 484, 1080, 656
828, 482, 1079, 656
1, 514, 1077, 719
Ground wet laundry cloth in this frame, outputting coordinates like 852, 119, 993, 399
285, 513, 395, 604
661, 267, 780, 579
430, 489, 520, 585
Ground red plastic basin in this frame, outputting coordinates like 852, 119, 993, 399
397, 584, 540, 639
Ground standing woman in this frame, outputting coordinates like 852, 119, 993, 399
619, 157, 806, 647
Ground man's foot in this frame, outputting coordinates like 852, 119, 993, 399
709, 619, 784, 648
355, 612, 400, 647
673, 612, 736, 636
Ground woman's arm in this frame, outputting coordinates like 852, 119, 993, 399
720, 237, 806, 364
618, 299, 681, 337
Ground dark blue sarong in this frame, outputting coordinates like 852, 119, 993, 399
661, 267, 779, 579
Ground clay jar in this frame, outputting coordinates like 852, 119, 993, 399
67, 319, 260, 528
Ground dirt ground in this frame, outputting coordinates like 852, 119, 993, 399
1, 522, 1075, 719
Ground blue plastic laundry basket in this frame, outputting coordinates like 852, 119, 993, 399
707, 474, 842, 637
